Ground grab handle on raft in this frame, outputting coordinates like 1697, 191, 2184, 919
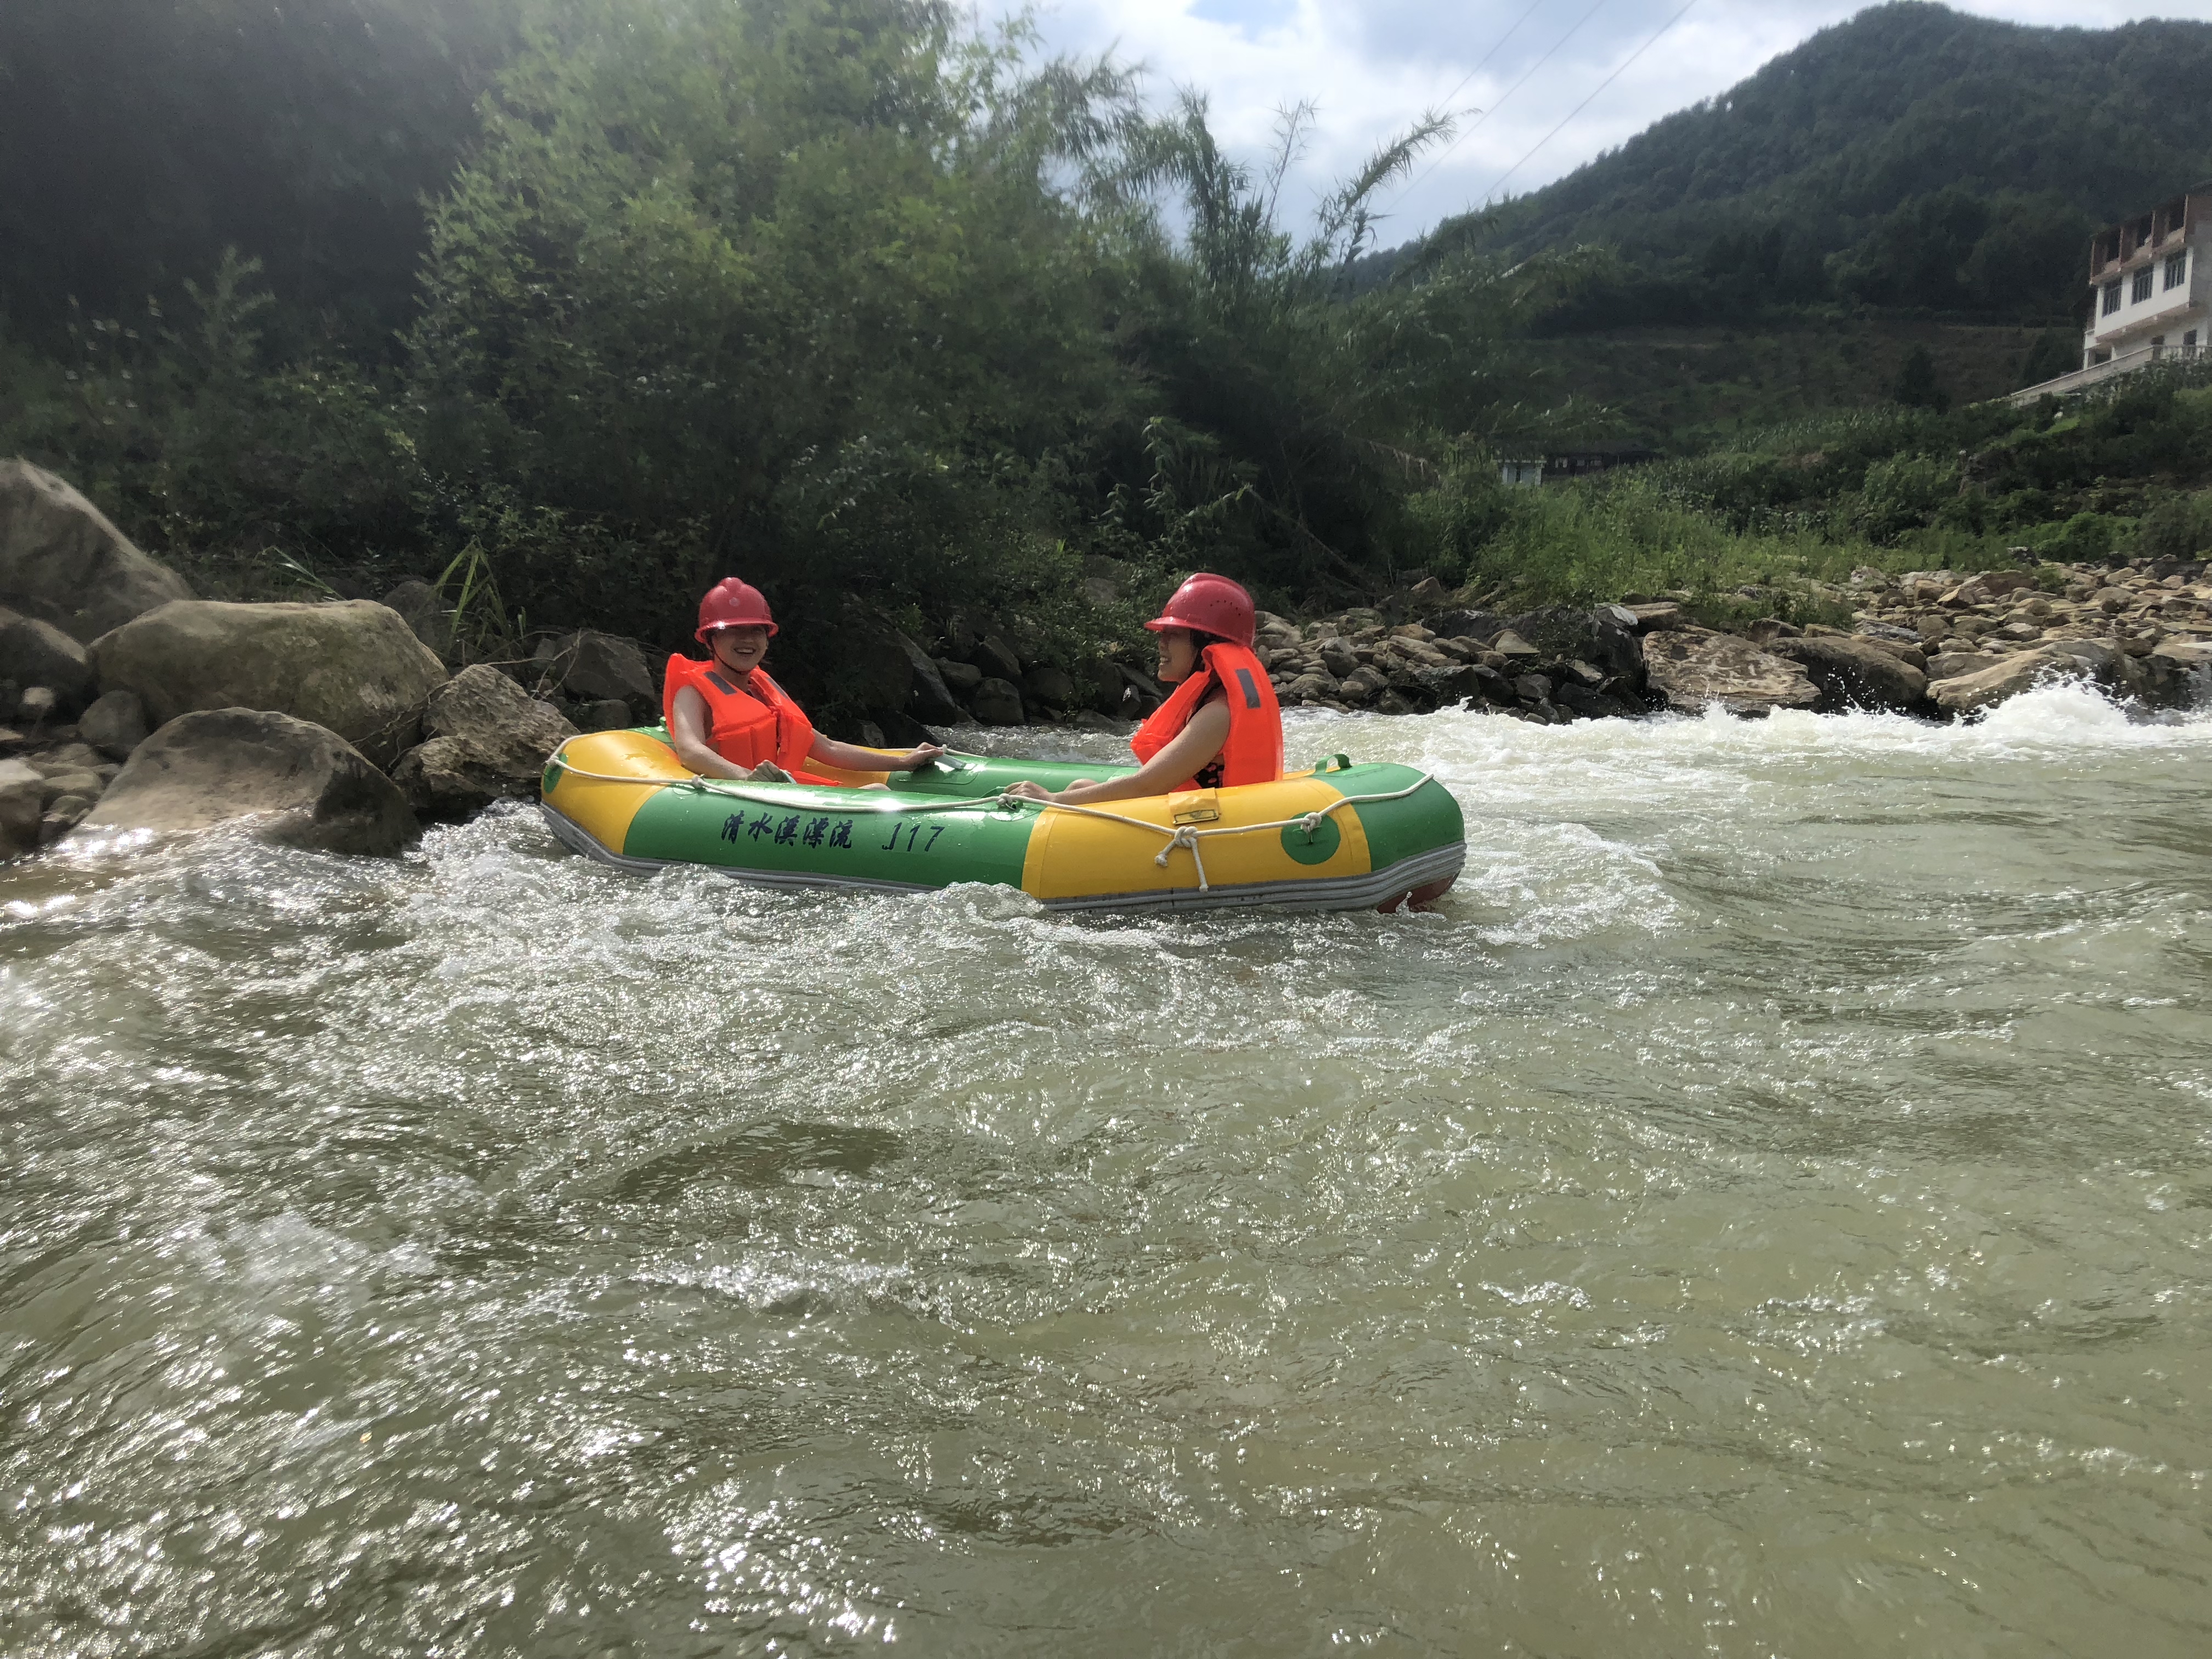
1312, 753, 1354, 775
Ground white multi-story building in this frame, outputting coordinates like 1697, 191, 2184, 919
2013, 182, 2209, 403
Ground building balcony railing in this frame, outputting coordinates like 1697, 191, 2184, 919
2008, 340, 2206, 406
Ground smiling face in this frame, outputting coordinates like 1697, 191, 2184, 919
1154, 627, 1200, 685
707, 624, 770, 676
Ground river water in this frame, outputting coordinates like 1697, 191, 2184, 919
3, 687, 2209, 1658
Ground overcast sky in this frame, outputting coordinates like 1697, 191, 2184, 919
1028, 2, 2212, 244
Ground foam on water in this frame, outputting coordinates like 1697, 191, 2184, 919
3, 692, 2210, 1656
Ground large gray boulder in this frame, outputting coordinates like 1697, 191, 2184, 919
88, 600, 447, 768
1928, 640, 2135, 716
76, 708, 416, 856
0, 606, 93, 710
390, 664, 575, 818
1776, 636, 1929, 713
0, 460, 194, 641
1643, 628, 1820, 715
533, 629, 655, 713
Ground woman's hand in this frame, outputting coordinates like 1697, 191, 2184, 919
894, 742, 947, 771
1002, 779, 1056, 803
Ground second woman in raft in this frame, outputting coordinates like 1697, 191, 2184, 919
664, 578, 944, 785
1005, 572, 1282, 805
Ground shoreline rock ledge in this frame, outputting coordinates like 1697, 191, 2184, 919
89, 599, 448, 769
76, 708, 417, 857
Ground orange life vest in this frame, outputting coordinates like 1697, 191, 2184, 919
1130, 641, 1283, 792
662, 655, 834, 783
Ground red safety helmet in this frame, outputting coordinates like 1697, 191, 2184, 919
1144, 572, 1255, 650
695, 577, 777, 641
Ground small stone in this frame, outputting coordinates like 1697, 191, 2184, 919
0, 757, 43, 855
969, 677, 1025, 725
1624, 602, 1682, 631
934, 657, 984, 693
0, 608, 92, 709
1512, 673, 1553, 703
1022, 664, 1076, 708
1374, 689, 1416, 715
1338, 665, 1388, 703
77, 689, 150, 759
973, 634, 1024, 682
1490, 630, 1540, 658
40, 794, 93, 843
38, 770, 102, 807
17, 685, 58, 725
1926, 651, 2000, 681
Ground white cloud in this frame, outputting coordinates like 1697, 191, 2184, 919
1026, 1, 2212, 244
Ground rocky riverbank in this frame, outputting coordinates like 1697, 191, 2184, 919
1254, 560, 2212, 724
3, 453, 2208, 862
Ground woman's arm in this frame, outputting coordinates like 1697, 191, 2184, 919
1004, 699, 1230, 805
809, 733, 948, 774
668, 685, 755, 780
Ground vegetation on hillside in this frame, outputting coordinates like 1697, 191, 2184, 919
1408, 2, 2212, 336
1416, 365, 2212, 617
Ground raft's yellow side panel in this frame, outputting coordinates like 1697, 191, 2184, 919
542, 730, 683, 853
1017, 775, 1372, 901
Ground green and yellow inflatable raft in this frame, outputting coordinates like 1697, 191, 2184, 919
539, 730, 1465, 912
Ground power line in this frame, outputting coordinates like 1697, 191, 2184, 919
1390, 0, 1613, 211
1478, 0, 1701, 207
1429, 0, 1549, 120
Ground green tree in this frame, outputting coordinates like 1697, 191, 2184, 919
1892, 344, 1948, 411
407, 0, 1135, 656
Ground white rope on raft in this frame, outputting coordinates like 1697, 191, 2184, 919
544, 736, 1437, 891
1015, 775, 1436, 893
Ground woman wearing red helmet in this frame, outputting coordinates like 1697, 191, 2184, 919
664, 578, 945, 785
1005, 572, 1283, 806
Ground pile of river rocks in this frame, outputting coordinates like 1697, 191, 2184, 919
4, 452, 2209, 862
1255, 559, 2212, 723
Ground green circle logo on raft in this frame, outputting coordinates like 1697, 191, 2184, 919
1279, 815, 1341, 865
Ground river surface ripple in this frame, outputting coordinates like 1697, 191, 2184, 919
3, 688, 2210, 1658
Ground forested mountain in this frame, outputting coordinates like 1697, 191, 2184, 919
1429, 2, 2212, 327
0, 1, 528, 348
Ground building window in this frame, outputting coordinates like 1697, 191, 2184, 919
2165, 252, 2188, 290
2103, 281, 2122, 315
2131, 266, 2154, 303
